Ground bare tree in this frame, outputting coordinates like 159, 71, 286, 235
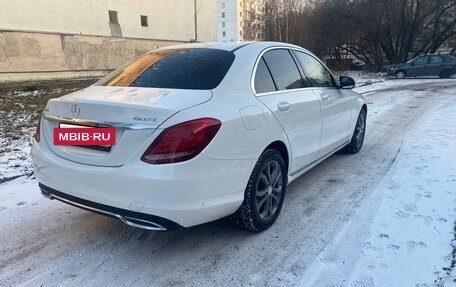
264, 0, 456, 71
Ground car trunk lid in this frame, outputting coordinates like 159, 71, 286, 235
42, 86, 212, 167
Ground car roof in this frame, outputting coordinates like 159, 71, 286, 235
153, 41, 307, 53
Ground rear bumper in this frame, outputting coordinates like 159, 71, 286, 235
31, 139, 255, 228
40, 183, 179, 231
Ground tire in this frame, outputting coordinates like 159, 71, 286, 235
439, 69, 452, 79
395, 70, 406, 79
342, 108, 367, 154
232, 149, 287, 232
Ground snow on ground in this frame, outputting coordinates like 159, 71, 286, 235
1, 77, 456, 287
302, 82, 456, 286
0, 81, 94, 184
336, 71, 388, 87
354, 78, 452, 95
0, 90, 44, 183
337, 71, 456, 97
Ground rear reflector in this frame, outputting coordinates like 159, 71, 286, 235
141, 118, 221, 164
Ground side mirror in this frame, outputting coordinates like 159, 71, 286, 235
411, 62, 415, 66
339, 76, 355, 89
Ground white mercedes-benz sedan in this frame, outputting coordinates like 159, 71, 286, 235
31, 42, 366, 232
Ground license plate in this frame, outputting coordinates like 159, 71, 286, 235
54, 123, 116, 146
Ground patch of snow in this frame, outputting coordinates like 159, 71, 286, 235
0, 121, 35, 183
335, 71, 388, 87
354, 78, 454, 95
300, 82, 456, 286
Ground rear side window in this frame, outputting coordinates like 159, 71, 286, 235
429, 55, 444, 64
97, 48, 235, 90
254, 58, 276, 93
262, 49, 306, 91
294, 51, 334, 88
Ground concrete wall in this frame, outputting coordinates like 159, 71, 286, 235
0, 0, 217, 42
0, 31, 182, 83
0, 0, 217, 82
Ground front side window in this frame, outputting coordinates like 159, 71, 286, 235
96, 49, 235, 90
262, 49, 306, 91
294, 51, 334, 88
414, 56, 428, 65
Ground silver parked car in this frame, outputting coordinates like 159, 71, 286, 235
387, 54, 456, 79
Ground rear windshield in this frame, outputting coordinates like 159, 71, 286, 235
96, 48, 235, 90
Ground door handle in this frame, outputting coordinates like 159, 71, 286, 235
320, 93, 329, 101
277, 102, 291, 112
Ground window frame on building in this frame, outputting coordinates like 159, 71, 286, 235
108, 10, 119, 24
140, 15, 148, 27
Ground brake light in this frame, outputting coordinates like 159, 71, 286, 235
34, 114, 42, 142
141, 118, 221, 164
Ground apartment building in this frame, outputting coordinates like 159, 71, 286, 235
0, 0, 216, 82
217, 0, 265, 42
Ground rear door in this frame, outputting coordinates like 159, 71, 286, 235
254, 49, 322, 173
293, 50, 353, 157
446, 56, 456, 71
427, 55, 446, 76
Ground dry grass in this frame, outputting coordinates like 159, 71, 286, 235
0, 79, 97, 182
0, 79, 97, 143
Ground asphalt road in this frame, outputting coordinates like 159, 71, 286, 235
1, 80, 455, 287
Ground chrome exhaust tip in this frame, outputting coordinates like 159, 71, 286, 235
41, 190, 55, 200
40, 187, 169, 231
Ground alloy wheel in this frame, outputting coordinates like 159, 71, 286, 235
396, 71, 405, 79
355, 112, 366, 149
255, 160, 283, 221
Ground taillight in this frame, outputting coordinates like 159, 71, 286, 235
141, 118, 221, 164
34, 114, 42, 142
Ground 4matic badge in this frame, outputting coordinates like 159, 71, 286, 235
133, 116, 157, 123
